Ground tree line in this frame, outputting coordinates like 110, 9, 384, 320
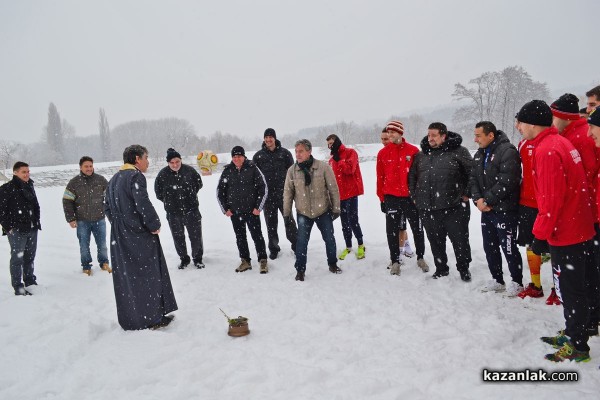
0, 65, 569, 169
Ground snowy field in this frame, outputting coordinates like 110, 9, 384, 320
1, 144, 600, 399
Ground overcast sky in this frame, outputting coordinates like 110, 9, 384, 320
1, 0, 598, 143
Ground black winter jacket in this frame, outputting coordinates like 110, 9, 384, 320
469, 130, 521, 213
0, 176, 41, 234
217, 159, 267, 214
252, 140, 294, 203
154, 164, 203, 215
409, 131, 473, 211
62, 172, 108, 222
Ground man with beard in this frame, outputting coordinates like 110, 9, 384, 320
409, 123, 473, 281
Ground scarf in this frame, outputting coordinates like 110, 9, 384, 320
297, 155, 314, 186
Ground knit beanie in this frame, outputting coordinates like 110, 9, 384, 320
231, 146, 245, 157
550, 93, 581, 121
166, 148, 181, 162
516, 100, 553, 127
588, 106, 600, 127
386, 120, 404, 135
264, 128, 277, 139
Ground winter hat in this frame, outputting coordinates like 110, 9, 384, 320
550, 93, 581, 121
386, 120, 404, 135
231, 146, 245, 157
516, 100, 553, 127
166, 148, 181, 162
588, 106, 600, 127
264, 128, 277, 139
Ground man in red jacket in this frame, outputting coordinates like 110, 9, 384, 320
376, 120, 429, 275
516, 100, 595, 362
327, 134, 365, 260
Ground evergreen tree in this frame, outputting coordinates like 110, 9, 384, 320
46, 102, 64, 163
99, 108, 111, 161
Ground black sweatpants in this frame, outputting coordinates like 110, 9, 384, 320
384, 195, 425, 263
166, 208, 204, 263
231, 212, 267, 262
263, 199, 298, 254
551, 240, 593, 352
421, 203, 471, 274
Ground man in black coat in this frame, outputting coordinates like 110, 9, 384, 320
409, 123, 473, 281
0, 161, 41, 296
252, 128, 298, 259
218, 146, 269, 273
155, 148, 204, 269
105, 145, 177, 330
469, 121, 523, 295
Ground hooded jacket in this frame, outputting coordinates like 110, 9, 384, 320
252, 140, 294, 203
409, 131, 473, 211
328, 144, 364, 201
469, 130, 521, 213
530, 126, 595, 246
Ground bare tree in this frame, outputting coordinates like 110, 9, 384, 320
452, 66, 550, 144
0, 140, 19, 176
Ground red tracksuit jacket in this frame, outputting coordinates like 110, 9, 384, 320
376, 138, 419, 202
328, 144, 364, 201
531, 127, 595, 246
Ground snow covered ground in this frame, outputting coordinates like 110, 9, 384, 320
1, 144, 600, 399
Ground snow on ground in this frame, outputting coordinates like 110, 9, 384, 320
1, 145, 600, 399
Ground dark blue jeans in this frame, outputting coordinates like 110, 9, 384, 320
76, 219, 109, 269
7, 229, 38, 289
295, 212, 337, 273
481, 210, 522, 285
340, 196, 363, 248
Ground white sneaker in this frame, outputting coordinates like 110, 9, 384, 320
390, 262, 401, 276
481, 280, 506, 293
506, 281, 524, 297
404, 242, 415, 258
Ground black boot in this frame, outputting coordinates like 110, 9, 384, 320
295, 271, 305, 281
459, 269, 471, 282
329, 264, 342, 274
178, 256, 191, 270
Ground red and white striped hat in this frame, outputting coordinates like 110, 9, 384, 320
386, 120, 404, 135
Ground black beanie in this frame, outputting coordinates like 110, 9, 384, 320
166, 148, 181, 162
516, 100, 553, 127
550, 93, 580, 121
588, 107, 600, 127
264, 128, 276, 139
231, 146, 245, 157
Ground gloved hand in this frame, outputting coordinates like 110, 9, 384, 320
332, 151, 341, 162
332, 212, 340, 221
531, 238, 549, 256
380, 202, 386, 213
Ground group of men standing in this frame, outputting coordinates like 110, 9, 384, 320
3, 89, 600, 362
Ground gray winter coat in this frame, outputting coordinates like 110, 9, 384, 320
283, 158, 340, 219
105, 164, 177, 330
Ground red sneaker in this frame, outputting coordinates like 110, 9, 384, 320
545, 288, 561, 306
517, 283, 544, 299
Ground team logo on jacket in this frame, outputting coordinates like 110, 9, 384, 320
570, 149, 582, 164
